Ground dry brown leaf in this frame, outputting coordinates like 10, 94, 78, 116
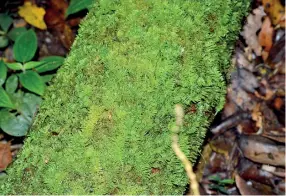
235, 174, 261, 195
0, 143, 12, 171
258, 17, 274, 61
262, 0, 285, 27
44, 0, 75, 50
242, 6, 266, 56
238, 135, 285, 166
59, 24, 75, 49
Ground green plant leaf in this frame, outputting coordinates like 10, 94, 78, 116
36, 56, 65, 73
23, 61, 44, 70
5, 75, 18, 94
0, 111, 30, 137
217, 186, 229, 195
23, 93, 42, 115
0, 36, 9, 48
5, 62, 23, 70
0, 61, 7, 86
13, 29, 38, 63
0, 13, 13, 32
7, 27, 27, 41
41, 74, 55, 83
19, 71, 45, 96
66, 0, 93, 17
0, 87, 14, 108
209, 175, 221, 182
219, 179, 235, 185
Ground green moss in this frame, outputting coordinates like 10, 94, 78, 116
1, 0, 249, 194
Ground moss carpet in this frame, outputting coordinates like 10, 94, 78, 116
1, 0, 249, 194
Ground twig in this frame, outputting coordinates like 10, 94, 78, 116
211, 112, 251, 134
171, 104, 200, 195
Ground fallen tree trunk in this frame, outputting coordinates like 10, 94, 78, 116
2, 0, 249, 194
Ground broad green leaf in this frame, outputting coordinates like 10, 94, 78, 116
0, 61, 7, 86
23, 61, 44, 70
66, 0, 93, 17
8, 90, 24, 110
19, 71, 45, 95
6, 62, 23, 70
0, 112, 30, 136
41, 74, 55, 83
0, 13, 13, 32
7, 27, 27, 41
0, 36, 9, 48
13, 29, 38, 63
8, 91, 41, 118
23, 93, 42, 115
36, 56, 65, 73
0, 87, 14, 108
5, 75, 18, 94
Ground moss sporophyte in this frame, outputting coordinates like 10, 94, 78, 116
1, 0, 250, 194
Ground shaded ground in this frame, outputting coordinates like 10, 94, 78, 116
196, 0, 285, 195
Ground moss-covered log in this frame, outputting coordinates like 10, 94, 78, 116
1, 0, 249, 194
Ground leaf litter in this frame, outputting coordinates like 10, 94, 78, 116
197, 0, 285, 195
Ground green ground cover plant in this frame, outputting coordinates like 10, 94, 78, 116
0, 26, 64, 137
1, 0, 249, 194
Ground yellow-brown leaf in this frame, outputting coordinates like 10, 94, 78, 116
18, 2, 47, 30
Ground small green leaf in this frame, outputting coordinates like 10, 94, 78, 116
5, 75, 18, 94
0, 36, 9, 48
209, 175, 221, 182
219, 179, 235, 185
0, 61, 7, 86
0, 87, 14, 108
0, 13, 13, 32
13, 29, 38, 63
19, 71, 45, 96
66, 0, 93, 17
217, 186, 229, 195
6, 62, 23, 70
41, 74, 55, 83
23, 61, 44, 70
36, 56, 65, 73
7, 27, 27, 41
0, 111, 30, 137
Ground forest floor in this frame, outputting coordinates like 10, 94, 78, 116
196, 0, 285, 195
0, 0, 285, 195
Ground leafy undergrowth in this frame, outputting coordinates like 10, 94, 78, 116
197, 0, 285, 195
0, 0, 91, 172
2, 0, 249, 194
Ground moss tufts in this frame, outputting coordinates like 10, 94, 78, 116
1, 0, 249, 194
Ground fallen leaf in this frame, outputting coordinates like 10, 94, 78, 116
238, 158, 280, 186
18, 2, 47, 30
238, 135, 285, 166
241, 6, 266, 56
50, 0, 68, 14
262, 0, 285, 27
251, 103, 263, 130
59, 24, 75, 50
267, 32, 285, 65
0, 143, 12, 171
258, 17, 274, 60
235, 174, 261, 195
44, 0, 75, 50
